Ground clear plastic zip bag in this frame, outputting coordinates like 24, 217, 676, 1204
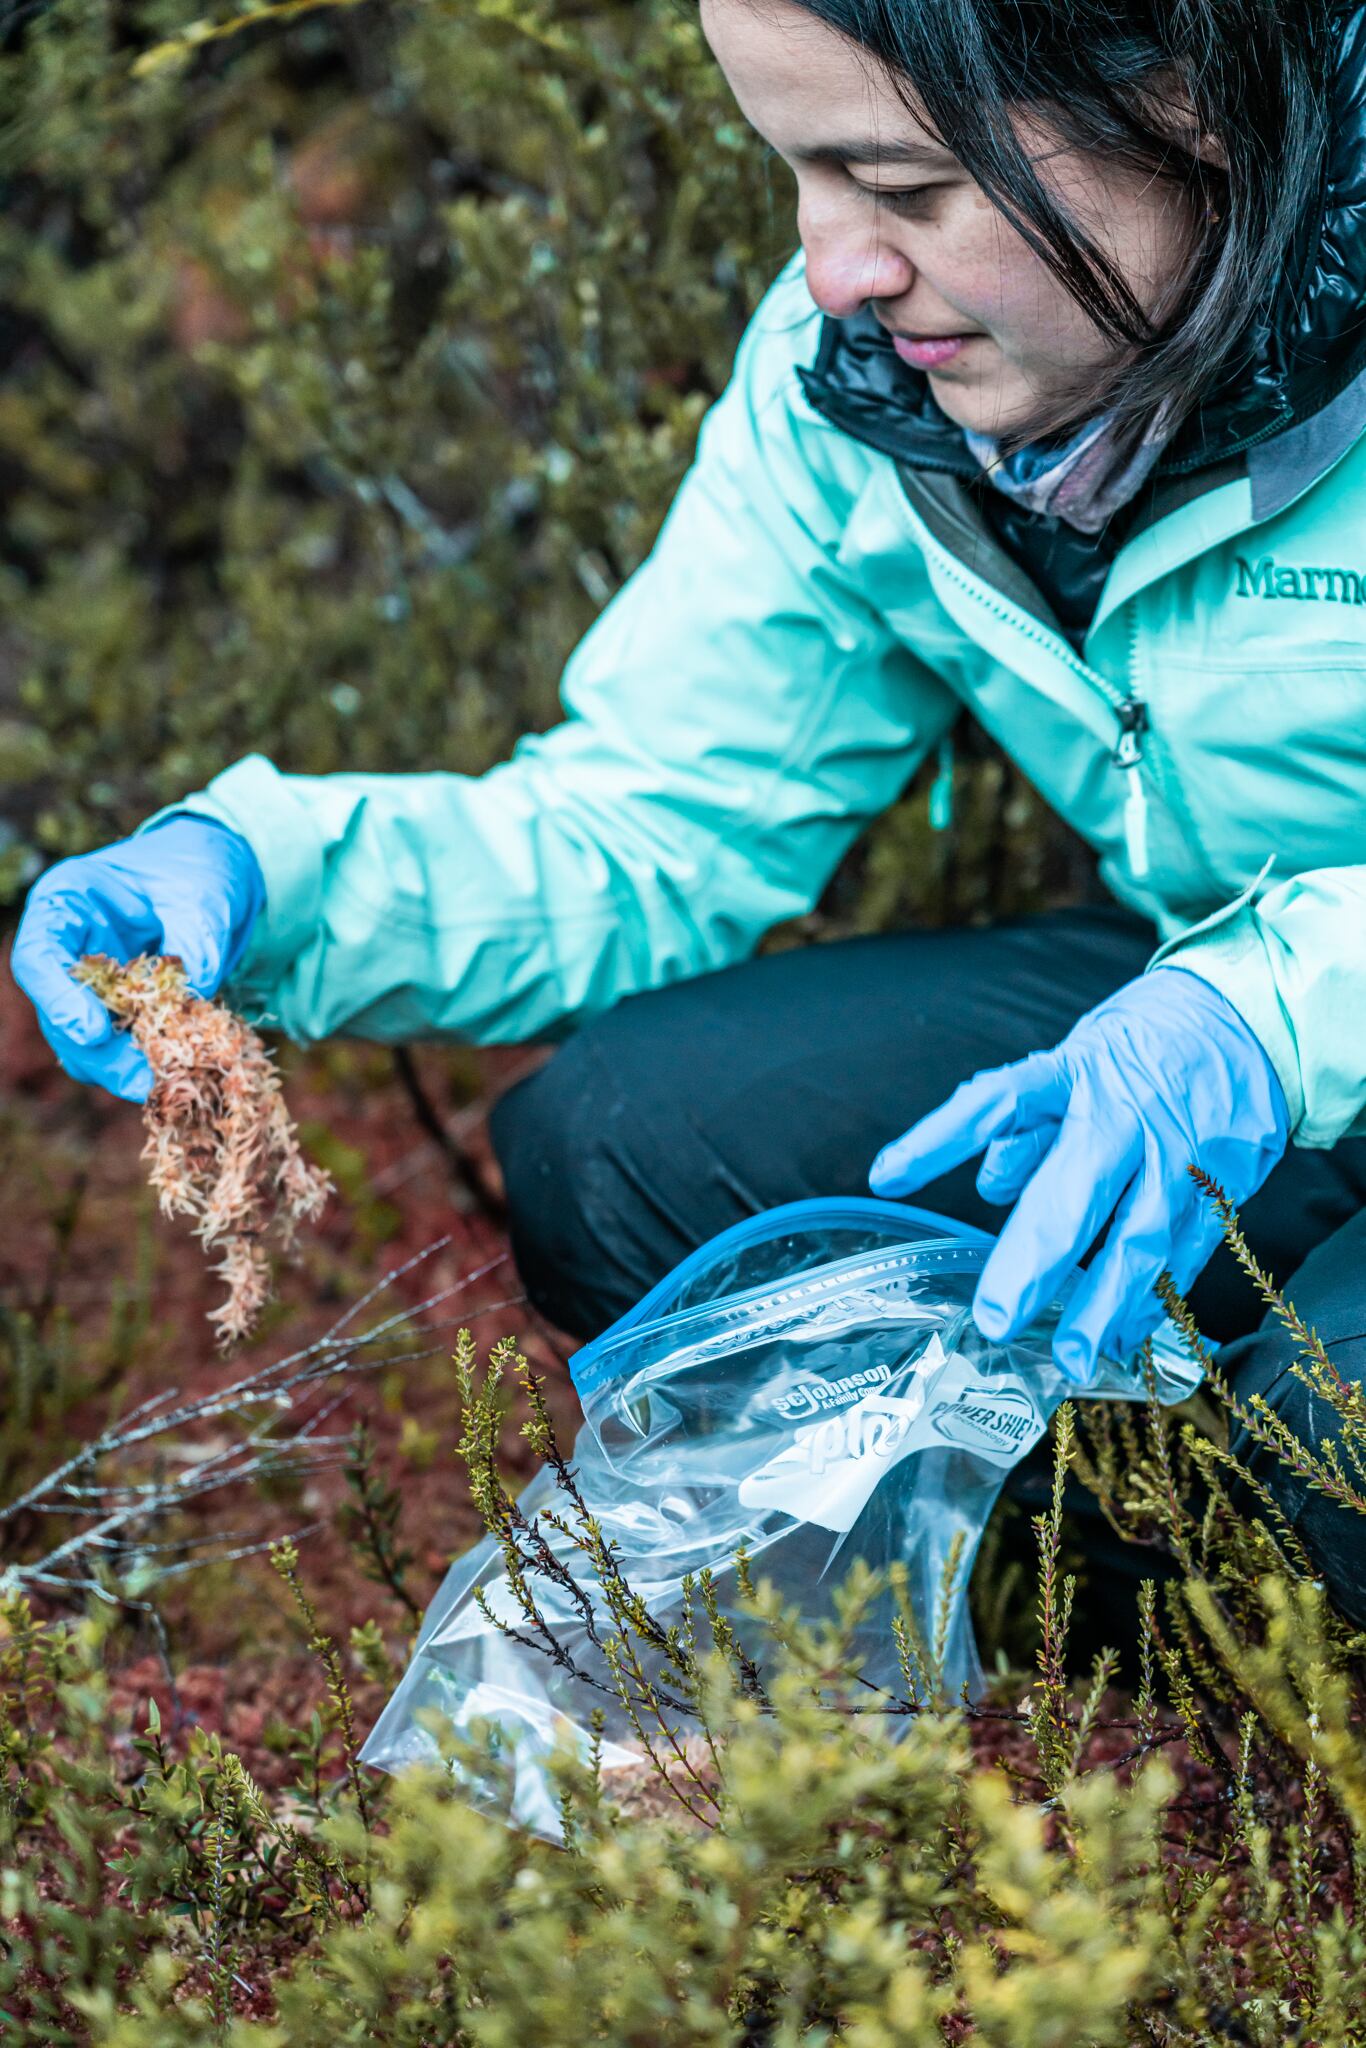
360, 1198, 1202, 1837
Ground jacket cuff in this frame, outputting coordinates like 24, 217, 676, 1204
1146, 904, 1306, 1138
137, 753, 323, 992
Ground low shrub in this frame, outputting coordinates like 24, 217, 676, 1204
3, 1184, 1366, 2045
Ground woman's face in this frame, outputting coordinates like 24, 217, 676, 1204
700, 0, 1197, 437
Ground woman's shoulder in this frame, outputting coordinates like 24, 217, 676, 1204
735, 250, 824, 389
688, 252, 900, 542
747, 248, 823, 334
729, 252, 875, 477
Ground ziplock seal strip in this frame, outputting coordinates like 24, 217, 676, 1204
573, 1238, 1005, 1400
569, 1196, 992, 1399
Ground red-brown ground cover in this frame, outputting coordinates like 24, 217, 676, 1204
0, 938, 578, 1764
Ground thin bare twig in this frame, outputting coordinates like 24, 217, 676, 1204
0, 1242, 518, 1598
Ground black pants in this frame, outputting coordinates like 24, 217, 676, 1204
490, 908, 1366, 1623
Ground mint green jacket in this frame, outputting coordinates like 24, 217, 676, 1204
175, 253, 1366, 1150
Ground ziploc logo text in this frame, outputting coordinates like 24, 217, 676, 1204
772, 1362, 893, 1420
739, 1384, 929, 1534
792, 1392, 924, 1479
739, 1337, 1045, 1535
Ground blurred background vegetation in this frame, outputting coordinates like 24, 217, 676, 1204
0, 0, 1095, 948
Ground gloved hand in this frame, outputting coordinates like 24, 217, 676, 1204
11, 816, 265, 1103
868, 967, 1290, 1385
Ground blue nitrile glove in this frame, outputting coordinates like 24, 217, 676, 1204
10, 816, 265, 1103
868, 967, 1291, 1385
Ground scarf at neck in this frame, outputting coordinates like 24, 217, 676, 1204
963, 399, 1179, 535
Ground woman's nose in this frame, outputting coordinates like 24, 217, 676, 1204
799, 201, 915, 320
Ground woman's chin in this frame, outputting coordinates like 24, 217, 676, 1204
926, 365, 1043, 441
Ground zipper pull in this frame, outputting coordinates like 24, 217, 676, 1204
928, 735, 955, 832
1112, 699, 1150, 879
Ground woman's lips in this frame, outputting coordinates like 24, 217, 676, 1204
890, 332, 973, 370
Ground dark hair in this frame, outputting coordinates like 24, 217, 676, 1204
782, 0, 1339, 442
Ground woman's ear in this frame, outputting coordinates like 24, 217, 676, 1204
1141, 69, 1229, 169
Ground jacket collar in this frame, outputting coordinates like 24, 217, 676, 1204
798, 9, 1366, 501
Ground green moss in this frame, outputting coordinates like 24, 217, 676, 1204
0, 0, 1081, 930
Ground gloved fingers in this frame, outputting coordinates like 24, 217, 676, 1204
34, 1008, 153, 1104
976, 1119, 1059, 1206
12, 827, 251, 1100
970, 1092, 1140, 1342
10, 882, 129, 1051
156, 900, 231, 1000
870, 1050, 1067, 1196
1103, 1208, 1223, 1364
1048, 1163, 1186, 1384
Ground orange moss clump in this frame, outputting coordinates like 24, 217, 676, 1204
74, 953, 334, 1346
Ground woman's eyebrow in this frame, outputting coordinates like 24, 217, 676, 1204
789, 139, 950, 169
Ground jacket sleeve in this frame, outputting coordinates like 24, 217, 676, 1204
158, 255, 958, 1046
1149, 865, 1366, 1148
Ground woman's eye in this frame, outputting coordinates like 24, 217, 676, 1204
862, 184, 933, 218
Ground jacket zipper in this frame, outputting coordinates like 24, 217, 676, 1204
897, 489, 1153, 877
1112, 599, 1148, 877
1119, 576, 1231, 902
1112, 696, 1150, 879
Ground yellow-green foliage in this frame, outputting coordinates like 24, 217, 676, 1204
127, 1705, 1182, 2048
6, 1184, 1366, 2043
0, 0, 1081, 928
4, 1554, 1365, 2045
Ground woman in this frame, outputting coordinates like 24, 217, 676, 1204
15, 0, 1366, 1608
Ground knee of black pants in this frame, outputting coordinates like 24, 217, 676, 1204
489, 1029, 688, 1341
